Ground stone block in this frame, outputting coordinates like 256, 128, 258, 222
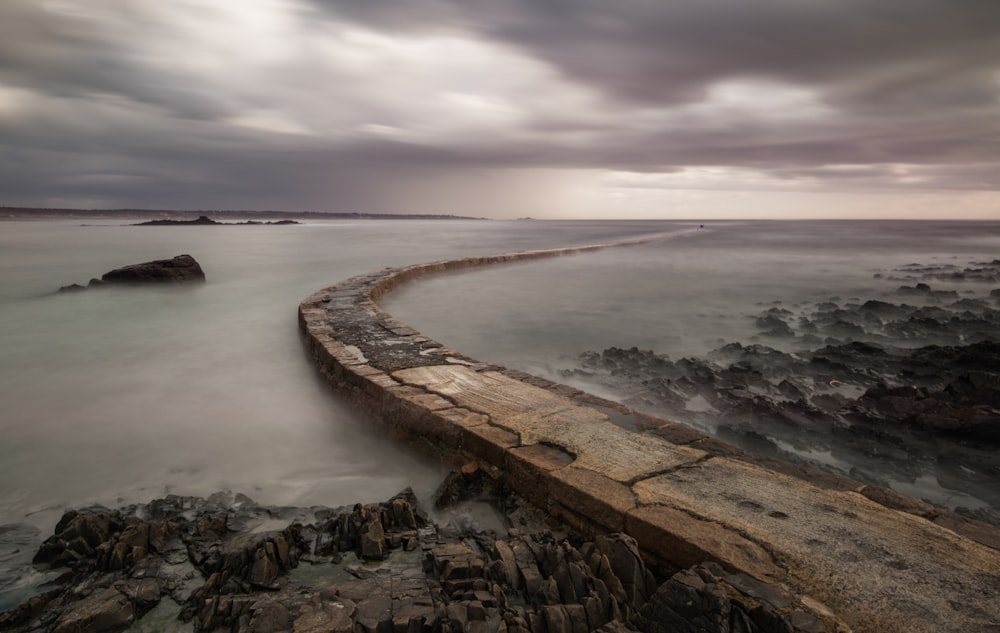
625, 505, 783, 583
505, 445, 573, 508
460, 424, 520, 468
548, 466, 635, 533
650, 422, 708, 445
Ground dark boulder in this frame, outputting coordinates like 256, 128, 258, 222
99, 254, 205, 285
57, 254, 206, 292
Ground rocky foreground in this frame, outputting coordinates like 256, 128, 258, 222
0, 471, 849, 633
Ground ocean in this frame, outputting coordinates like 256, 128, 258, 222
2, 218, 999, 606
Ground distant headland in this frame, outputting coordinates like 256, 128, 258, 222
0, 206, 487, 221
133, 215, 298, 226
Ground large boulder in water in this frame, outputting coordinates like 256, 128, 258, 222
97, 254, 205, 285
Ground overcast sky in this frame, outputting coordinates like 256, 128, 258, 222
2, 0, 998, 218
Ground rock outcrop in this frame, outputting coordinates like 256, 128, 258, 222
58, 254, 205, 292
98, 254, 205, 285
0, 486, 849, 633
134, 215, 297, 226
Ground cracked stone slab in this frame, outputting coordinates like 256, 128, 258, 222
634, 457, 1000, 633
549, 465, 637, 533
626, 504, 784, 583
393, 365, 704, 482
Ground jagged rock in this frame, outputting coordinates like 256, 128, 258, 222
633, 563, 849, 633
359, 517, 386, 561
7, 488, 856, 633
33, 509, 125, 568
248, 539, 284, 588
50, 586, 135, 633
594, 534, 655, 609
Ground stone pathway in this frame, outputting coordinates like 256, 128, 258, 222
299, 240, 1000, 633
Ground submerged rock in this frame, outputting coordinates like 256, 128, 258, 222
99, 254, 205, 285
58, 254, 205, 292
566, 258, 1000, 527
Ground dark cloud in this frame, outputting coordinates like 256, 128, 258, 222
321, 0, 1000, 202
0, 3, 235, 120
1, 0, 998, 215
313, 0, 1000, 108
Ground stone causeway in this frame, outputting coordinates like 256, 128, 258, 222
299, 238, 1000, 633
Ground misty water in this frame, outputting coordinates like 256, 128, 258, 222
2, 218, 999, 608
0, 217, 691, 606
384, 220, 1000, 524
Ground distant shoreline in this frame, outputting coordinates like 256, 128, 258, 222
0, 206, 487, 221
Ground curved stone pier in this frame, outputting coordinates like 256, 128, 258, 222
299, 239, 1000, 633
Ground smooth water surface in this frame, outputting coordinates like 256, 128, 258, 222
0, 219, 686, 531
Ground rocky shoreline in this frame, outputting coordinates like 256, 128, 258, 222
0, 470, 850, 633
564, 257, 1000, 527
